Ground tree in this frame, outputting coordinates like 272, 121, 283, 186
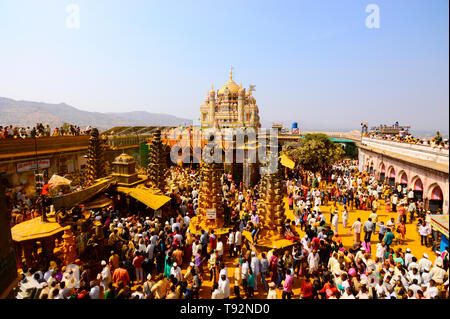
283, 133, 344, 174
344, 142, 358, 159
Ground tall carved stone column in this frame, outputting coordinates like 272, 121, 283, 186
191, 161, 224, 233
86, 128, 106, 183
257, 152, 286, 240
147, 128, 167, 192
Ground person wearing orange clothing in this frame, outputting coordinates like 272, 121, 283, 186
300, 273, 314, 299
396, 220, 406, 245
112, 262, 130, 287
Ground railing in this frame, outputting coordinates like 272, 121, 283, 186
106, 135, 153, 149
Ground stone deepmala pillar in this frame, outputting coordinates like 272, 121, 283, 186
86, 128, 106, 183
192, 160, 225, 232
257, 153, 287, 240
147, 129, 167, 192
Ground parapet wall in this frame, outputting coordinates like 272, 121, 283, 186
361, 137, 449, 166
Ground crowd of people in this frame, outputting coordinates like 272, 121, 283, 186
365, 128, 448, 150
13, 160, 449, 300
0, 123, 90, 140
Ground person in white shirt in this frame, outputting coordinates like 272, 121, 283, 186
88, 281, 100, 299
170, 263, 183, 283
99, 260, 112, 291
227, 230, 235, 257
350, 218, 362, 244
342, 208, 349, 228
267, 282, 277, 299
408, 256, 420, 272
421, 268, 432, 285
375, 241, 387, 263
216, 239, 224, 260
328, 253, 341, 277
301, 235, 310, 248
419, 222, 432, 247
183, 214, 191, 227
357, 286, 370, 299
212, 282, 225, 299
241, 258, 249, 291
374, 278, 388, 298
318, 212, 326, 224
409, 267, 422, 285
429, 260, 447, 284
404, 248, 413, 268
408, 279, 421, 295
219, 262, 228, 279
131, 285, 145, 299
418, 253, 433, 273
218, 274, 230, 299
426, 280, 439, 299
192, 240, 200, 257
331, 211, 339, 234
341, 287, 355, 299
250, 251, 260, 290
307, 250, 319, 274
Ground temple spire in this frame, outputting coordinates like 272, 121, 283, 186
229, 66, 233, 81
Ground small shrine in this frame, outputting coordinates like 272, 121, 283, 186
111, 153, 141, 186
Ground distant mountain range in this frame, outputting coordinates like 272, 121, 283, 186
0, 97, 192, 130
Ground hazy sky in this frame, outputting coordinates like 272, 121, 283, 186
0, 0, 448, 132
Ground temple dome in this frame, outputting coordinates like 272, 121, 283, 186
218, 80, 240, 95
218, 68, 240, 95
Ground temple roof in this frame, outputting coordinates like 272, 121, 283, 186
113, 153, 135, 164
218, 68, 240, 95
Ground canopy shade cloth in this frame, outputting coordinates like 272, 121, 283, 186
429, 214, 449, 238
280, 154, 295, 169
48, 174, 72, 188
11, 216, 70, 242
117, 186, 171, 210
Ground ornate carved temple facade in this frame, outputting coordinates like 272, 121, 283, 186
200, 69, 261, 129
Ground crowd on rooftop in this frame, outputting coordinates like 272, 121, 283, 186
364, 123, 448, 150
0, 124, 91, 140
12, 159, 449, 300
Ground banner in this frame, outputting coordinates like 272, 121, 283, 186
206, 209, 216, 219
17, 159, 50, 172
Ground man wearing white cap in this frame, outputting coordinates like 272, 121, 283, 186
100, 260, 112, 291
218, 273, 230, 299
421, 267, 431, 285
429, 260, 447, 285
250, 251, 260, 290
404, 248, 413, 268
143, 274, 154, 298
418, 253, 433, 274
170, 262, 183, 283
331, 211, 339, 234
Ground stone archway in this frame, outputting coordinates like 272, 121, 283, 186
411, 176, 424, 201
398, 170, 408, 192
427, 183, 444, 212
387, 166, 396, 187
379, 162, 386, 182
